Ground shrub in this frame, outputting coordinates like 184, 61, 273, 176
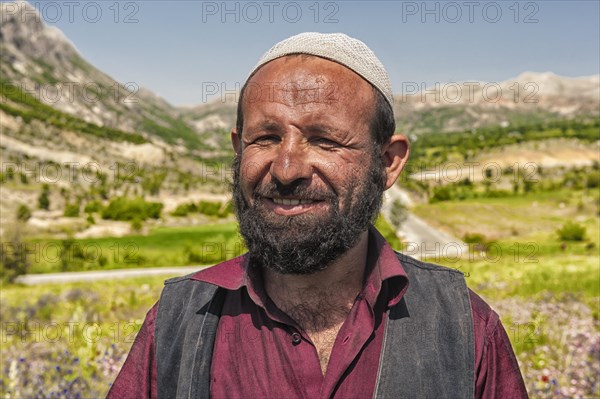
389, 199, 408, 228
198, 201, 222, 217
131, 217, 142, 232
185, 246, 205, 264
0, 228, 30, 283
38, 184, 50, 210
144, 202, 163, 219
142, 172, 167, 196
430, 186, 452, 203
483, 189, 512, 198
98, 254, 108, 267
172, 201, 231, 218
171, 205, 189, 217
63, 202, 80, 217
171, 202, 198, 217
586, 171, 600, 189
84, 200, 102, 213
5, 167, 15, 181
60, 239, 86, 272
101, 197, 163, 221
463, 232, 487, 244
16, 204, 32, 221
557, 221, 587, 242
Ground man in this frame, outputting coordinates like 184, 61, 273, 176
108, 32, 528, 398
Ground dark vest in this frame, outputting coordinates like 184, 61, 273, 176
155, 252, 474, 399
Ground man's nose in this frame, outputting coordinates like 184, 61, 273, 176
269, 143, 312, 186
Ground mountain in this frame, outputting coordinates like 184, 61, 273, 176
0, 0, 219, 154
3, 0, 598, 148
393, 72, 599, 135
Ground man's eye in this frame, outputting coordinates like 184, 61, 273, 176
312, 138, 339, 148
254, 135, 279, 144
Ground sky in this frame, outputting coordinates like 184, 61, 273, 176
23, 0, 600, 106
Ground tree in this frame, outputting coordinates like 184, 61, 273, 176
63, 202, 80, 217
38, 184, 50, 210
0, 227, 30, 283
16, 204, 32, 222
389, 199, 408, 228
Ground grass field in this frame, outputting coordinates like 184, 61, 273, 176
1, 191, 598, 398
23, 215, 401, 274
412, 188, 599, 242
27, 222, 245, 273
2, 250, 597, 397
0, 276, 166, 397
412, 189, 599, 398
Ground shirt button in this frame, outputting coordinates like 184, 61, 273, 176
291, 332, 301, 345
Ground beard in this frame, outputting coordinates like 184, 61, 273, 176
232, 148, 386, 275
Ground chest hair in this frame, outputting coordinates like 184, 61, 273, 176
280, 297, 354, 375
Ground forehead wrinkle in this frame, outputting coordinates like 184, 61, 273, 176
245, 119, 282, 135
242, 55, 375, 137
299, 119, 349, 138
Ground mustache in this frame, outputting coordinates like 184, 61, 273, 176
253, 180, 337, 202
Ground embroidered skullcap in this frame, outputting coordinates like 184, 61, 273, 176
248, 32, 394, 107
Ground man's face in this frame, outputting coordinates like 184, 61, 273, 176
232, 56, 386, 274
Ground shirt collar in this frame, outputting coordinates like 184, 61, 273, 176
190, 225, 409, 310
361, 225, 409, 308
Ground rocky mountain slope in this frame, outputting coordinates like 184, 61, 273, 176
3, 0, 598, 152
0, 1, 219, 155
393, 72, 599, 135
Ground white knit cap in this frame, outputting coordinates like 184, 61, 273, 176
248, 32, 394, 107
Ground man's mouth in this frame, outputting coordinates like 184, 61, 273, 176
262, 197, 326, 216
272, 198, 315, 206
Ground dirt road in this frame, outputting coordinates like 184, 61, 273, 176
382, 185, 466, 260
15, 266, 209, 285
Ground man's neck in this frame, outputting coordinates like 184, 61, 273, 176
263, 230, 369, 332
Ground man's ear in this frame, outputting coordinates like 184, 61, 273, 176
231, 128, 242, 155
381, 134, 410, 190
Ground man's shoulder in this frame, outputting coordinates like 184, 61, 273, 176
163, 255, 246, 289
394, 251, 468, 278
155, 257, 245, 320
394, 252, 500, 331
467, 288, 501, 337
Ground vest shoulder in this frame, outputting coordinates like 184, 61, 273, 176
163, 255, 246, 287
395, 251, 467, 277
163, 271, 202, 285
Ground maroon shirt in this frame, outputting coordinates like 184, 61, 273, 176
108, 231, 528, 398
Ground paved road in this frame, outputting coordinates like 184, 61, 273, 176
382, 185, 466, 260
15, 265, 210, 285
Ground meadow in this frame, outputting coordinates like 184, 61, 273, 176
1, 198, 598, 397
0, 215, 403, 397
27, 222, 246, 274
1, 276, 165, 397
413, 189, 599, 398
2, 244, 597, 397
15, 215, 399, 275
